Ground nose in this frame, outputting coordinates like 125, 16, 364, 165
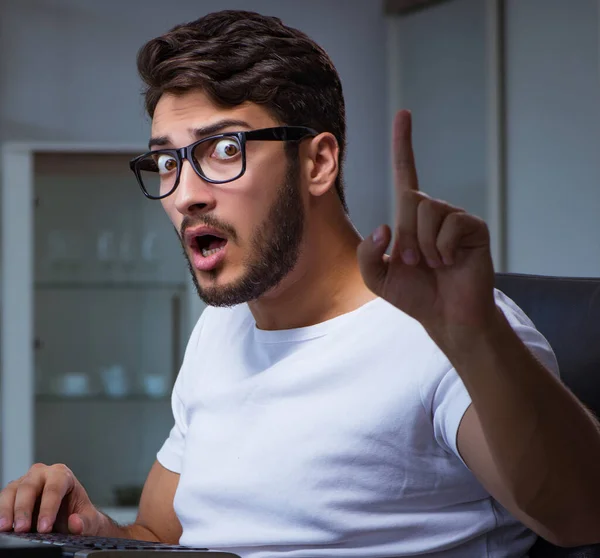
172, 159, 216, 216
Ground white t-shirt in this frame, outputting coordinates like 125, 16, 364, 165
157, 290, 558, 558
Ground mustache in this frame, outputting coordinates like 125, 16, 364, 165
180, 214, 238, 242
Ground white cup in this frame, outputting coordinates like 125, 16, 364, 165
56, 373, 90, 397
100, 364, 128, 398
142, 374, 169, 398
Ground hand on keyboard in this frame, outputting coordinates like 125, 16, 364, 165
0, 463, 108, 536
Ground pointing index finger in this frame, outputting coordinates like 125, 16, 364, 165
393, 110, 419, 193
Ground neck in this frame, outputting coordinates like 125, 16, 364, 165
248, 207, 377, 331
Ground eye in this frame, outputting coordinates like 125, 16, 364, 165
155, 154, 177, 174
212, 138, 240, 160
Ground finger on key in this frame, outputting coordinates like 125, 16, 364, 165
0, 480, 20, 531
13, 471, 46, 532
37, 474, 72, 533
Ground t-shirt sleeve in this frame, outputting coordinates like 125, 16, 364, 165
421, 289, 560, 464
156, 311, 206, 474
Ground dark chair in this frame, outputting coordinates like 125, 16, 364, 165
495, 273, 600, 558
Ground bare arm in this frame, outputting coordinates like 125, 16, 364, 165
111, 461, 181, 544
451, 308, 600, 547
356, 110, 600, 549
0, 460, 180, 544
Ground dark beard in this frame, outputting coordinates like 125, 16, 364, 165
181, 157, 304, 307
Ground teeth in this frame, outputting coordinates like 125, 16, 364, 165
201, 246, 224, 258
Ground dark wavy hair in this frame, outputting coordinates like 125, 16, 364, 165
136, 10, 347, 210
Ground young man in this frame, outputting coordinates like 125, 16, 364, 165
1, 9, 600, 558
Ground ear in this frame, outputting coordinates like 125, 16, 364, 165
301, 133, 339, 197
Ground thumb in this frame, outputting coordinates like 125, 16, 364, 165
68, 512, 98, 536
357, 225, 391, 295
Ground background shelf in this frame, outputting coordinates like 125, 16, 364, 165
1, 145, 202, 502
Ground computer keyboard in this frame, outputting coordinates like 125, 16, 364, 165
0, 532, 241, 557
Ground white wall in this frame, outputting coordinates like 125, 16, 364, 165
390, 0, 488, 221
0, 0, 390, 238
390, 0, 600, 277
505, 0, 600, 276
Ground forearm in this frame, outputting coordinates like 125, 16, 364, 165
434, 309, 600, 537
99, 513, 162, 542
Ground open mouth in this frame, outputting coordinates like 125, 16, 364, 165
195, 234, 228, 258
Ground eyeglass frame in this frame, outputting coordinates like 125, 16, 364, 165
129, 125, 319, 200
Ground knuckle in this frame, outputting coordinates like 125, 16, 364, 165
453, 211, 488, 236
26, 464, 47, 479
28, 463, 47, 477
444, 210, 466, 229
50, 464, 73, 479
420, 197, 448, 217
413, 195, 439, 221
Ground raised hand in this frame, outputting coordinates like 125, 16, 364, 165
0, 463, 106, 535
357, 110, 497, 349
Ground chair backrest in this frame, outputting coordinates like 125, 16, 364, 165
495, 273, 600, 558
495, 273, 600, 416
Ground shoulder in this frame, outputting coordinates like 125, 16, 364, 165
420, 289, 560, 410
362, 299, 448, 385
175, 303, 253, 387
493, 288, 535, 328
185, 303, 254, 349
343, 298, 440, 363
493, 288, 560, 376
366, 297, 429, 331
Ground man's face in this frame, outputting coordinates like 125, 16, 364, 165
151, 90, 305, 306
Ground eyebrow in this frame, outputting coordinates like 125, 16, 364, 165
148, 119, 252, 149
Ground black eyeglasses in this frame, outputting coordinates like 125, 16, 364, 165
129, 125, 318, 200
